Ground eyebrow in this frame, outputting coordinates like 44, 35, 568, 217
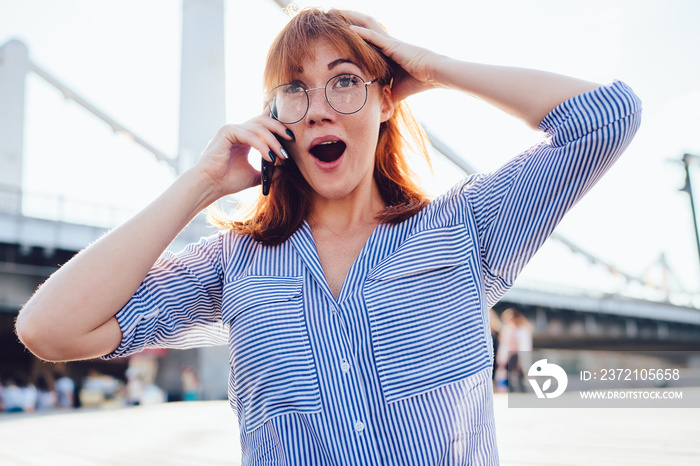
293, 58, 359, 80
327, 58, 358, 70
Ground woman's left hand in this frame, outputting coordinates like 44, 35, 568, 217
345, 11, 442, 102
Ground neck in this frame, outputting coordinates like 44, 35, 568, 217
308, 181, 385, 232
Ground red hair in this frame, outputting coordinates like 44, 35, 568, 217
210, 8, 431, 245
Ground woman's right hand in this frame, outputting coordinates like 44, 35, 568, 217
193, 112, 293, 200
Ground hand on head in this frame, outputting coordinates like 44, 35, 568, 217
343, 10, 441, 103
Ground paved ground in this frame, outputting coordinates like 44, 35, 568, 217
1, 391, 699, 465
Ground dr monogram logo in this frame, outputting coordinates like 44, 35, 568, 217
527, 359, 569, 399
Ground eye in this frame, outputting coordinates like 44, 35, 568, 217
332, 74, 362, 90
284, 83, 306, 95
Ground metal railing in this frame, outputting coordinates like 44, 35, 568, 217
0, 183, 224, 249
28, 61, 177, 172
0, 183, 133, 228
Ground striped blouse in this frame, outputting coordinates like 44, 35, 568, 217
106, 81, 642, 465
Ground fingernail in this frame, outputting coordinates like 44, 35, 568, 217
268, 150, 277, 163
280, 148, 289, 160
286, 128, 295, 140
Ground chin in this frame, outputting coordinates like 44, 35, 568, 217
309, 179, 357, 201
312, 186, 352, 201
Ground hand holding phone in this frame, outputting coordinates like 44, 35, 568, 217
262, 113, 291, 196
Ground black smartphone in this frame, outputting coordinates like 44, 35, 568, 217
262, 113, 288, 196
261, 157, 273, 196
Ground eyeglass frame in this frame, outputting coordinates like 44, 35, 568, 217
267, 73, 380, 124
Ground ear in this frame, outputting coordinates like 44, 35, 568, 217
380, 85, 395, 123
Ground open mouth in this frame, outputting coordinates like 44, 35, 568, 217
309, 140, 346, 163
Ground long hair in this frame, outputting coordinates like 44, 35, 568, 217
210, 8, 431, 245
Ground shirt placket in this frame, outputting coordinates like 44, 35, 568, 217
331, 290, 382, 463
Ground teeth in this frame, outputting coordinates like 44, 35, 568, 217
320, 141, 337, 145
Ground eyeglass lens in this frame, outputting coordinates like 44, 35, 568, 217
269, 74, 370, 124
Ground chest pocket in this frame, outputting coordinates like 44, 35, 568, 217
364, 224, 492, 403
223, 275, 321, 433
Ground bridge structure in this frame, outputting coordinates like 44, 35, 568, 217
1, 0, 699, 403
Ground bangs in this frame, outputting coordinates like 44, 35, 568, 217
263, 8, 392, 94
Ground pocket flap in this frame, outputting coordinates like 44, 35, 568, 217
223, 275, 303, 323
367, 225, 468, 281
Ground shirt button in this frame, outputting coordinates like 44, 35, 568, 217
354, 421, 365, 433
341, 361, 351, 373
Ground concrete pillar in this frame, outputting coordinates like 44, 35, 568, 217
0, 40, 29, 213
177, 0, 226, 174
178, 0, 228, 400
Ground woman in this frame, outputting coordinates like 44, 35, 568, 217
496, 308, 534, 393
16, 8, 641, 465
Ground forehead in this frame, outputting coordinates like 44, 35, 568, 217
291, 41, 365, 79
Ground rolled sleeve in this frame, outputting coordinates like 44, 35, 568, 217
103, 232, 229, 360
540, 81, 642, 146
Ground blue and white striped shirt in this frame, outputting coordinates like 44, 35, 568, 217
106, 81, 642, 465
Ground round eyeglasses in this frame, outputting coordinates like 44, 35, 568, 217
268, 73, 379, 124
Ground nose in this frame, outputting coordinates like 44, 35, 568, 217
305, 86, 334, 124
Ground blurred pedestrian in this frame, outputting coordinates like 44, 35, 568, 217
181, 366, 202, 401
80, 370, 120, 407
54, 371, 76, 409
35, 372, 58, 411
1, 377, 23, 413
125, 351, 161, 405
496, 308, 533, 392
489, 308, 502, 384
15, 373, 38, 413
